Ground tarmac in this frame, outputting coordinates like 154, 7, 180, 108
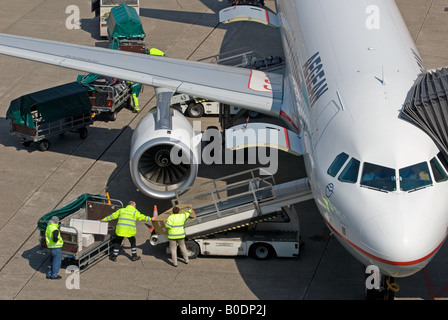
1, 0, 448, 304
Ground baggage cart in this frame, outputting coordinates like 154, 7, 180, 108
38, 194, 123, 272
106, 3, 147, 54
7, 82, 93, 151
91, 0, 140, 38
77, 74, 133, 121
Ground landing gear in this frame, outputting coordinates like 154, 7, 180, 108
365, 270, 400, 300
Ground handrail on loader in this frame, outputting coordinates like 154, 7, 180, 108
171, 168, 277, 217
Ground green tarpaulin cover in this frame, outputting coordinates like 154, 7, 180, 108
6, 82, 92, 129
108, 38, 120, 50
77, 73, 101, 91
107, 4, 146, 39
37, 194, 106, 231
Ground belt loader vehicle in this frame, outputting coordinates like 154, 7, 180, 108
170, 51, 283, 122
150, 168, 313, 260
170, 94, 243, 118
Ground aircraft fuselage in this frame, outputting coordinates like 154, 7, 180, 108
276, 0, 448, 277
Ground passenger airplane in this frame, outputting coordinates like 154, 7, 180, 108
1, 0, 448, 299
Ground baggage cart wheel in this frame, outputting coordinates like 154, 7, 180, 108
79, 127, 88, 139
39, 139, 50, 151
108, 111, 117, 121
21, 139, 32, 147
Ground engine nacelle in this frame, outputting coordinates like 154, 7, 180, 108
130, 108, 199, 199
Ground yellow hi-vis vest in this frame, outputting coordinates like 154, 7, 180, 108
149, 48, 165, 56
45, 223, 63, 249
104, 205, 151, 237
165, 210, 191, 240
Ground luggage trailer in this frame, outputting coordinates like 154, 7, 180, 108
7, 82, 93, 151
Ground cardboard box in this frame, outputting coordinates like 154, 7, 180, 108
152, 205, 195, 235
61, 226, 83, 251
82, 234, 95, 247
70, 218, 108, 235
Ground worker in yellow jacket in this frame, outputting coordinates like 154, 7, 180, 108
125, 81, 142, 113
127, 48, 165, 113
102, 201, 151, 262
148, 48, 165, 56
45, 216, 63, 280
164, 206, 194, 267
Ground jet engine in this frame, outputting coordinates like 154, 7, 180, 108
129, 108, 200, 199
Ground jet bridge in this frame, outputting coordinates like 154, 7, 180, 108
150, 168, 312, 245
401, 67, 448, 159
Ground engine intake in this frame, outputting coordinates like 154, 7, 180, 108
139, 145, 191, 186
130, 108, 199, 199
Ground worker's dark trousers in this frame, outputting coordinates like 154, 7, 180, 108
47, 248, 62, 278
112, 236, 137, 256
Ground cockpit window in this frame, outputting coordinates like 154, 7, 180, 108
361, 162, 396, 192
430, 157, 448, 183
327, 152, 349, 177
338, 157, 360, 183
399, 162, 432, 191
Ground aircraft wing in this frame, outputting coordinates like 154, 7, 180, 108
0, 33, 283, 117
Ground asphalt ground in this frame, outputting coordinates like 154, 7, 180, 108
1, 0, 448, 308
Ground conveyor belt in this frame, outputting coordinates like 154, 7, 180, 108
171, 168, 312, 240
187, 209, 284, 240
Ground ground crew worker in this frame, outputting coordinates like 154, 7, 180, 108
164, 206, 194, 267
101, 201, 151, 262
126, 81, 142, 113
148, 48, 165, 56
45, 216, 63, 280
126, 48, 165, 113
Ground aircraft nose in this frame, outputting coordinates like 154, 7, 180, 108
361, 211, 444, 272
